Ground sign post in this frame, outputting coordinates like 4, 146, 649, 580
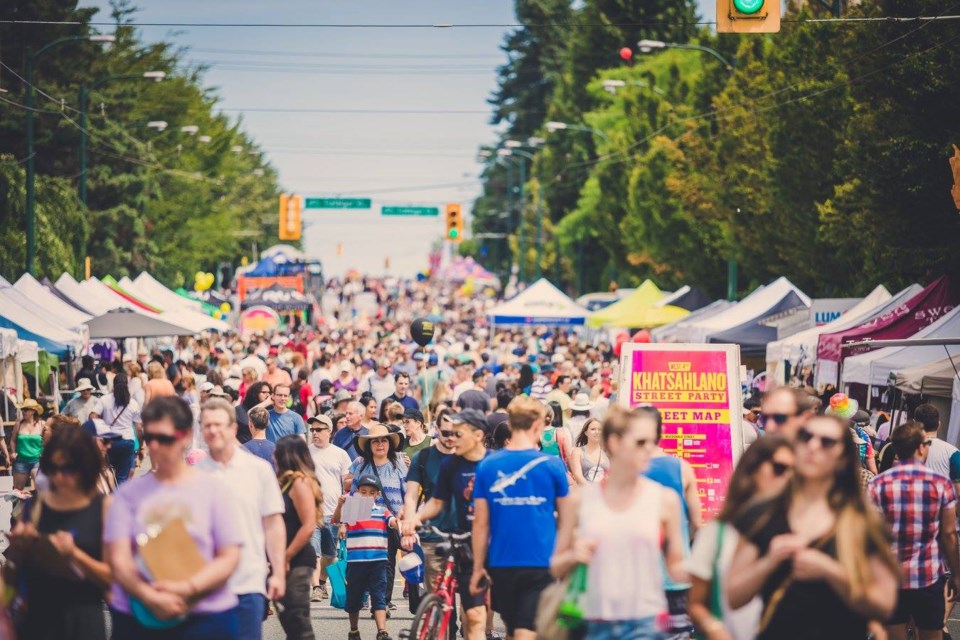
618, 343, 744, 520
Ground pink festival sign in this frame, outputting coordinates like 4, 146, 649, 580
619, 344, 744, 520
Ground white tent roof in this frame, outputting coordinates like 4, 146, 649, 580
54, 273, 114, 316
894, 357, 959, 398
842, 305, 960, 386
17, 340, 39, 363
0, 328, 19, 359
14, 273, 92, 328
122, 276, 230, 333
0, 287, 83, 351
487, 279, 589, 326
652, 300, 734, 342
673, 277, 811, 343
765, 285, 893, 364
262, 244, 306, 263
133, 272, 204, 313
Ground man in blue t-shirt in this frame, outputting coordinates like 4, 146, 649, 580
470, 397, 570, 640
265, 383, 306, 443
403, 409, 490, 640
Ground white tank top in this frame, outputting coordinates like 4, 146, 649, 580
578, 478, 667, 621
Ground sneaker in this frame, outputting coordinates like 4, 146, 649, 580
319, 583, 330, 599
388, 602, 398, 612
376, 631, 392, 640
348, 631, 361, 640
311, 586, 323, 602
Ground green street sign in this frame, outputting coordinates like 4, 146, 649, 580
382, 206, 440, 217
304, 198, 371, 209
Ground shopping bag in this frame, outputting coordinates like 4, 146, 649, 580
328, 539, 348, 610
536, 563, 588, 640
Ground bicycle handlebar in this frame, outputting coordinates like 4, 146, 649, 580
422, 526, 471, 542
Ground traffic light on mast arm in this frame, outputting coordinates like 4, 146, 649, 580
445, 203, 463, 243
717, 0, 780, 33
278, 193, 302, 241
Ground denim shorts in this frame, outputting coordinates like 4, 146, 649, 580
12, 459, 39, 475
310, 518, 339, 557
345, 561, 388, 613
586, 618, 663, 640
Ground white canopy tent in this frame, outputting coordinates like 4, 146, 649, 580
894, 357, 958, 398
765, 285, 894, 384
947, 375, 960, 448
0, 329, 22, 423
54, 273, 114, 316
652, 300, 734, 343
0, 286, 83, 355
487, 279, 589, 327
120, 276, 230, 333
133, 272, 205, 313
672, 277, 811, 344
842, 306, 960, 387
13, 273, 92, 330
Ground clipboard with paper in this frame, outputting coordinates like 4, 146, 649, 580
135, 516, 206, 581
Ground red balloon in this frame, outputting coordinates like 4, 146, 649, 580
613, 331, 630, 357
631, 329, 652, 343
619, 47, 633, 61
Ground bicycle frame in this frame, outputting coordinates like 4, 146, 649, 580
425, 550, 460, 640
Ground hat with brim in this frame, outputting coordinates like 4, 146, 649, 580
825, 393, 859, 420
356, 424, 402, 454
308, 415, 333, 430
450, 409, 488, 433
18, 398, 43, 414
571, 393, 593, 412
75, 378, 96, 393
334, 390, 354, 403
209, 386, 230, 399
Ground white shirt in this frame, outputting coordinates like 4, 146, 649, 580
452, 380, 473, 403
63, 396, 99, 423
94, 395, 142, 440
926, 437, 960, 481
687, 520, 762, 640
199, 447, 284, 596
364, 373, 396, 407
308, 367, 335, 392
310, 443, 353, 517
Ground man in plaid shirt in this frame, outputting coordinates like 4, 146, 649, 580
869, 421, 960, 639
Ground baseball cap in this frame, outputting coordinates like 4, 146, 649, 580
308, 415, 333, 430
450, 409, 488, 432
428, 353, 439, 366
355, 474, 382, 492
199, 381, 216, 393
472, 369, 487, 381
361, 358, 376, 368
334, 389, 353, 403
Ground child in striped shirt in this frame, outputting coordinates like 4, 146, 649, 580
334, 474, 399, 640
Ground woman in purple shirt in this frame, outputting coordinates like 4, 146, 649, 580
105, 397, 243, 640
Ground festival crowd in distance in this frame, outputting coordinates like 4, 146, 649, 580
3, 277, 957, 640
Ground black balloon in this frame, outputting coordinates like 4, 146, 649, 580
410, 318, 435, 346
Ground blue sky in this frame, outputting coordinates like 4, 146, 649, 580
81, 0, 712, 276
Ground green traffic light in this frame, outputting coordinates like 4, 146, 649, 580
733, 0, 764, 14
449, 229, 460, 239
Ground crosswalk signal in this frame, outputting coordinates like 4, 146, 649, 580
278, 194, 302, 241
445, 203, 463, 243
717, 0, 780, 33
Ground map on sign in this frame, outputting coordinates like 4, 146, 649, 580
382, 206, 440, 217
304, 198, 372, 209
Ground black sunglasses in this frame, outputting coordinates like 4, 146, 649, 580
309, 427, 329, 433
770, 461, 793, 477
439, 430, 456, 438
143, 432, 180, 446
759, 412, 795, 428
46, 461, 78, 475
796, 429, 840, 450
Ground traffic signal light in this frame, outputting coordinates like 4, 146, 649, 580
951, 145, 960, 210
278, 193, 302, 241
717, 0, 780, 33
445, 203, 463, 243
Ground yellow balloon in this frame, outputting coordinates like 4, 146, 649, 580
219, 302, 232, 313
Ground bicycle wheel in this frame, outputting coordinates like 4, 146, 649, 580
408, 593, 448, 640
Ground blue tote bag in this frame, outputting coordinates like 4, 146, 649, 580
329, 539, 348, 610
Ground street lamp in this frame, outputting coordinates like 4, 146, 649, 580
24, 33, 115, 275
545, 120, 610, 143
601, 78, 666, 96
147, 120, 168, 131
79, 70, 167, 207
635, 39, 735, 71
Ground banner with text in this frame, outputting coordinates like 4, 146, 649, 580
618, 343, 744, 520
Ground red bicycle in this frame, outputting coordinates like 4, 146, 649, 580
403, 527, 473, 640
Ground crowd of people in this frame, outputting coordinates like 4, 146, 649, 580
2, 277, 958, 640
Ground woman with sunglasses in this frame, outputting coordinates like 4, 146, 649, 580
687, 435, 794, 640
551, 406, 687, 639
569, 418, 609, 486
8, 425, 112, 640
727, 415, 899, 640
237, 381, 272, 444
105, 396, 243, 639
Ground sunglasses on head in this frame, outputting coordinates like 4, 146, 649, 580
143, 432, 182, 446
796, 428, 840, 450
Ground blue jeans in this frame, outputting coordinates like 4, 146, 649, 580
345, 561, 388, 613
108, 439, 136, 484
235, 594, 266, 640
111, 607, 239, 640
586, 619, 663, 640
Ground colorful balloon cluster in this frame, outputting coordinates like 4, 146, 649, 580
194, 271, 215, 291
